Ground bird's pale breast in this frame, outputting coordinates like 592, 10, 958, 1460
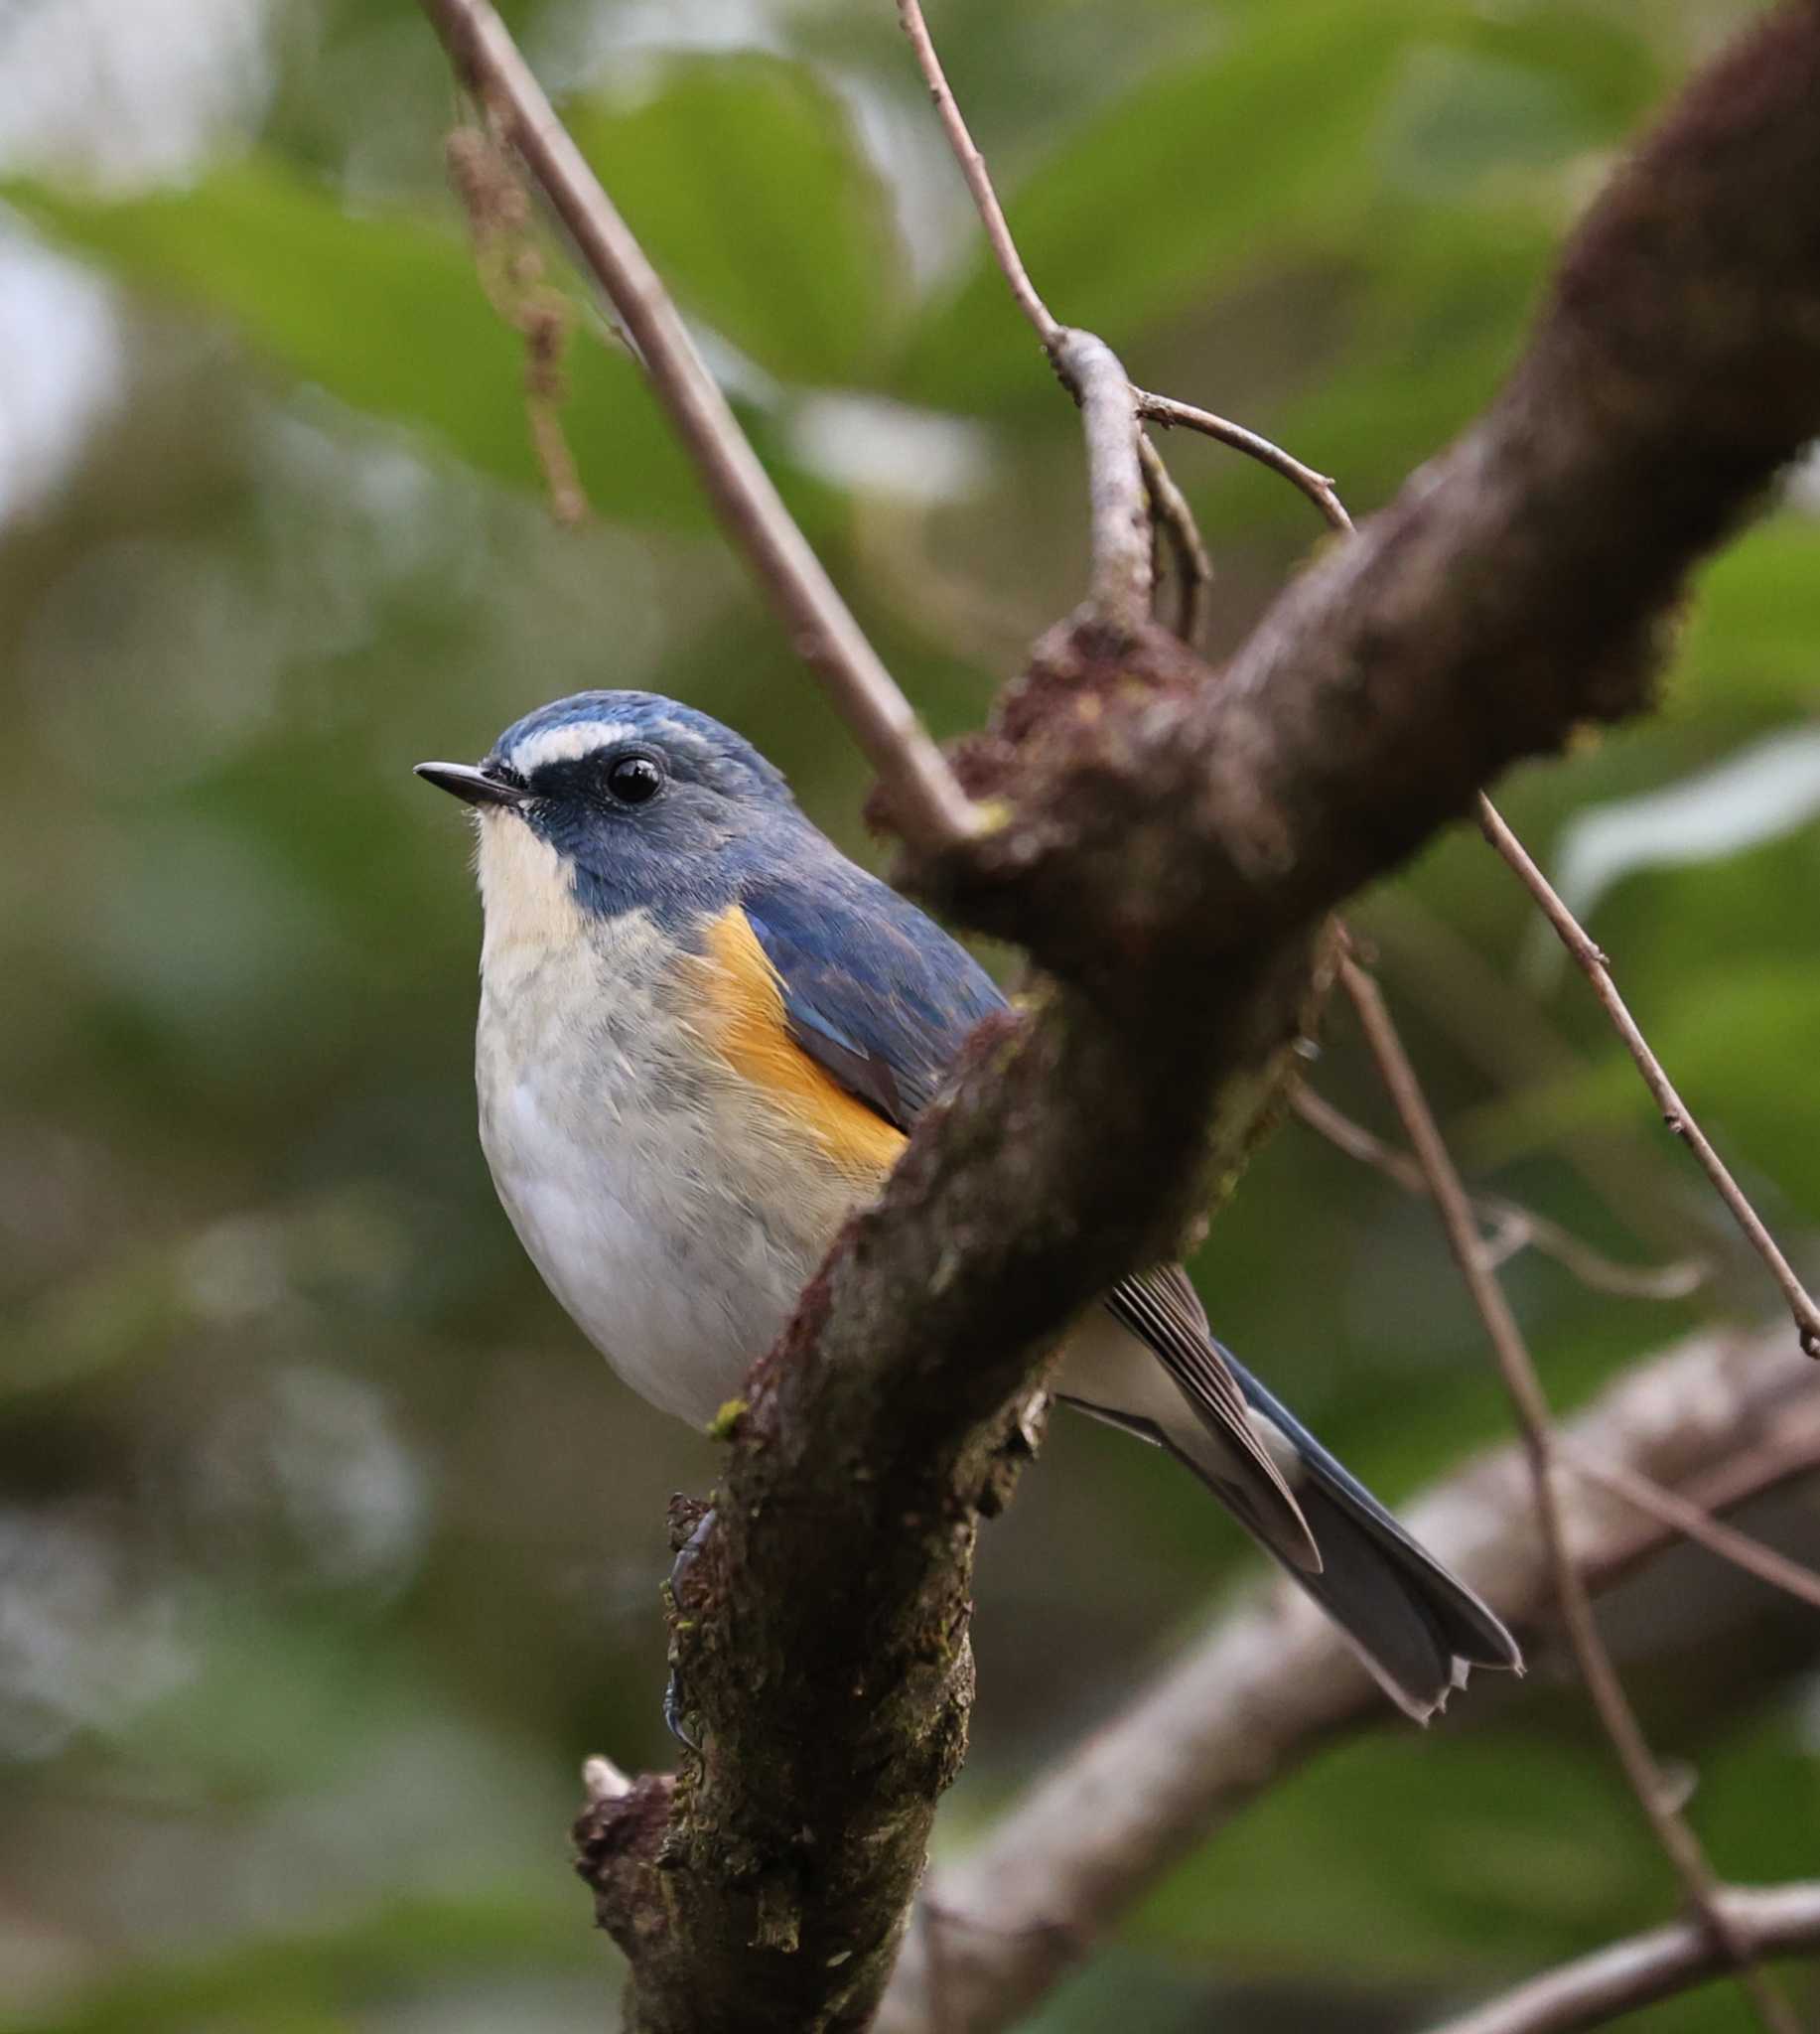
473, 852, 895, 1423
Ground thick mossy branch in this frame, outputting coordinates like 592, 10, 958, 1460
579, 943, 1327, 2034
576, 10, 1820, 2032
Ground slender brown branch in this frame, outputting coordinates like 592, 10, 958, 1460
895, 0, 1159, 636
1477, 798, 1820, 1359
895, 0, 1059, 350
893, 0, 1347, 611
1339, 956, 1798, 2034
417, 0, 979, 851
877, 1325, 1819, 2034
1135, 386, 1355, 533
1137, 431, 1210, 646
1581, 1411, 1820, 1598
1291, 1086, 1707, 1302
1422, 1882, 1820, 2034
1563, 1447, 1820, 1613
1051, 327, 1153, 631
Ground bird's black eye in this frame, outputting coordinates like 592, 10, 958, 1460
606, 752, 663, 806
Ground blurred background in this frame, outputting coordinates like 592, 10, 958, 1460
2, 0, 1817, 2027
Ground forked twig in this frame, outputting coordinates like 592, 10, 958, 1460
1254, 409, 1817, 1357
1477, 799, 1820, 1360
1290, 1086, 1708, 1302
1340, 955, 1799, 2034
898, 0, 1374, 628
1208, 374, 1819, 1362
1051, 326, 1153, 631
897, 0, 1180, 639
418, 0, 979, 852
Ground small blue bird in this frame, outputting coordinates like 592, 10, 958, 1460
417, 690, 1519, 1719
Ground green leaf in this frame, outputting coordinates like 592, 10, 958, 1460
5, 160, 711, 526
564, 53, 904, 384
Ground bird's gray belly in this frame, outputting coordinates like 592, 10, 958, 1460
474, 941, 862, 1425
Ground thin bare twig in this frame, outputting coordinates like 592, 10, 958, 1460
1290, 1086, 1708, 1302
1363, 896, 1706, 1260
1339, 955, 1798, 2034
1135, 387, 1355, 533
1213, 388, 1819, 1368
418, 0, 979, 851
1563, 1447, 1820, 1614
896, 0, 1358, 564
1477, 798, 1820, 1360
894, 0, 1057, 350
896, 0, 1158, 635
1422, 1881, 1820, 2034
1581, 1411, 1820, 1599
1137, 431, 1210, 646
901, 0, 1412, 647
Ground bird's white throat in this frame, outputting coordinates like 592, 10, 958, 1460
475, 809, 591, 974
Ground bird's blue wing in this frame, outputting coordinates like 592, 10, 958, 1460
741, 859, 1004, 1131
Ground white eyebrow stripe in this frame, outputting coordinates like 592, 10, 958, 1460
508, 720, 639, 773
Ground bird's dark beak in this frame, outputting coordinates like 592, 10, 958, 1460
413, 761, 527, 809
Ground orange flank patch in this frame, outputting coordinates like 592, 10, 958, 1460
700, 909, 907, 1181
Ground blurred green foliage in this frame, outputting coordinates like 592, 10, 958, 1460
1, 1, 1816, 2030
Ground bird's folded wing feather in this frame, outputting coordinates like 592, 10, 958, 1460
740, 865, 1309, 1555
741, 866, 1003, 1131
1102, 1264, 1317, 1566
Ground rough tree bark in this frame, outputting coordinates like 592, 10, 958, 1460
555, 7, 1820, 2030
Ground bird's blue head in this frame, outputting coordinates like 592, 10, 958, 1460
415, 690, 806, 940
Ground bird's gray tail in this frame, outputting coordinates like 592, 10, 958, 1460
1179, 1357, 1523, 1722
